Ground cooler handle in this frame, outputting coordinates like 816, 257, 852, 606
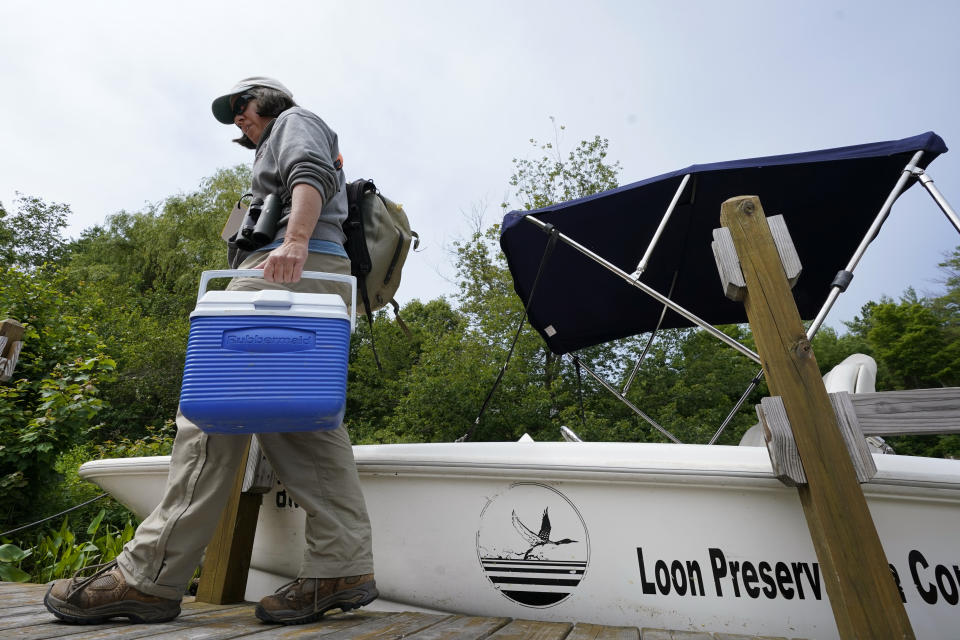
197, 269, 358, 333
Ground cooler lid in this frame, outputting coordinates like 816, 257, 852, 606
190, 289, 350, 320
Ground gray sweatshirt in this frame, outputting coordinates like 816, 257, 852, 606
231, 107, 348, 267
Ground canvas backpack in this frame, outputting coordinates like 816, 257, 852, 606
344, 179, 418, 366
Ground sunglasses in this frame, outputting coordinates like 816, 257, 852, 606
232, 94, 255, 117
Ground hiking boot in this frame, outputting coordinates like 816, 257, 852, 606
44, 560, 181, 624
255, 574, 378, 625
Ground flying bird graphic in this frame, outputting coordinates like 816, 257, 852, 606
511, 508, 577, 560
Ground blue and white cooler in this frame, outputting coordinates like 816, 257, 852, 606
179, 269, 356, 434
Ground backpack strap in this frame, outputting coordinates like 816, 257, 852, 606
345, 179, 383, 370
389, 300, 412, 339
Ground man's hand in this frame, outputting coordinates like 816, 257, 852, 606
261, 239, 309, 282
257, 183, 323, 283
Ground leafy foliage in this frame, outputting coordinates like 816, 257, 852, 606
0, 542, 31, 582
506, 120, 622, 212
2, 512, 135, 584
0, 194, 71, 270
60, 166, 251, 439
0, 266, 116, 527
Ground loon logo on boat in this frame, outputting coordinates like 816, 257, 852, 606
476, 482, 589, 608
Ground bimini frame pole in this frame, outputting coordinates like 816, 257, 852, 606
807, 150, 925, 336
632, 174, 692, 277
522, 216, 762, 364
622, 272, 679, 395
909, 165, 960, 234
709, 150, 929, 445
571, 355, 682, 443
623, 174, 691, 393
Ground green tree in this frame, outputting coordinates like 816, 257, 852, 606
384, 126, 625, 443
845, 290, 960, 391
64, 166, 249, 320
0, 194, 71, 270
0, 266, 115, 528
346, 298, 464, 443
57, 166, 251, 437
507, 120, 622, 211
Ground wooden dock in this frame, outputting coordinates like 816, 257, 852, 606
0, 582, 798, 639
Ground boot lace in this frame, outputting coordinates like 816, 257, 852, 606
273, 577, 323, 611
64, 559, 120, 603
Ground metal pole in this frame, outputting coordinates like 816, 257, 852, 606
523, 216, 762, 364
623, 326, 658, 395
623, 272, 678, 394
572, 356, 682, 444
707, 370, 764, 445
806, 150, 925, 337
911, 168, 960, 234
633, 174, 692, 277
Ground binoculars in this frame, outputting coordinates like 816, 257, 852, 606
235, 194, 282, 251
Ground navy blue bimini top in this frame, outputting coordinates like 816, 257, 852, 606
501, 132, 947, 354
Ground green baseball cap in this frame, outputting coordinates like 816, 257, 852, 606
211, 76, 293, 124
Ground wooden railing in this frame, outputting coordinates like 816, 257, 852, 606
0, 319, 24, 382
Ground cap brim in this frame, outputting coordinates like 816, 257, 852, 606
212, 93, 240, 124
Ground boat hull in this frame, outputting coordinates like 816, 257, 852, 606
79, 442, 960, 638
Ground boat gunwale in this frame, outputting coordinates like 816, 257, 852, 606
78, 442, 960, 496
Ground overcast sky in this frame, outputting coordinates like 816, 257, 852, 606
2, 0, 958, 331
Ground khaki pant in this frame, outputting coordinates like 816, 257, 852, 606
116, 252, 373, 600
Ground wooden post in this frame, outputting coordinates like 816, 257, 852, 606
195, 437, 263, 604
720, 196, 914, 639
0, 319, 25, 382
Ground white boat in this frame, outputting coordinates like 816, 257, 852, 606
79, 433, 960, 638
79, 133, 960, 638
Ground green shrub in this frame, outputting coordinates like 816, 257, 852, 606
33, 421, 177, 535
0, 543, 31, 582
8, 511, 134, 584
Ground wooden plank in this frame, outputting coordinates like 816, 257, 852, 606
0, 605, 44, 617
6, 599, 246, 640
0, 611, 62, 631
757, 396, 806, 485
0, 319, 25, 343
0, 580, 39, 593
639, 630, 712, 640
405, 614, 512, 639
253, 611, 451, 640
850, 387, 960, 435
0, 584, 42, 597
720, 195, 914, 640
486, 619, 573, 640
242, 436, 276, 494
711, 226, 746, 301
759, 393, 877, 485
28, 607, 255, 640
1, 318, 25, 382
828, 392, 876, 482
567, 622, 639, 640
0, 592, 54, 608
195, 437, 261, 604
766, 214, 801, 287
99, 608, 273, 640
